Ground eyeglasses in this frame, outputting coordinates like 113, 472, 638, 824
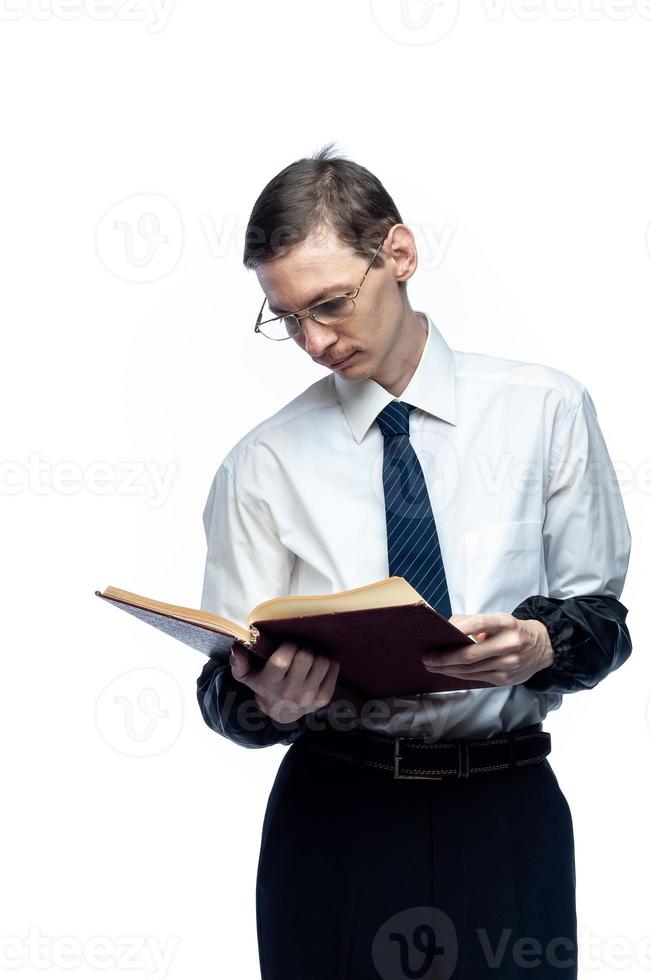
254, 232, 389, 341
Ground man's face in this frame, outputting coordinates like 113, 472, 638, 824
255, 225, 406, 377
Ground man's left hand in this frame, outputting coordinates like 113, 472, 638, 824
421, 613, 555, 686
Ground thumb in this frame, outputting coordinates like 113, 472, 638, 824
229, 642, 250, 680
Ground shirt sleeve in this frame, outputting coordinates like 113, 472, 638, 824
196, 460, 308, 748
543, 386, 631, 599
513, 386, 633, 693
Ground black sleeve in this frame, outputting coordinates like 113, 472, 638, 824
196, 655, 309, 749
511, 593, 632, 694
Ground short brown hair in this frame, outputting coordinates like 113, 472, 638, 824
243, 142, 404, 275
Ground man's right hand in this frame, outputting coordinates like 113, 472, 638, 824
229, 640, 341, 724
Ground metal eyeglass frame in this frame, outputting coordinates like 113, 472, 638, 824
254, 231, 389, 340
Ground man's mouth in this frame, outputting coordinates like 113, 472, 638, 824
326, 351, 357, 368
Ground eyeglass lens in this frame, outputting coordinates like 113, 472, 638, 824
262, 295, 355, 340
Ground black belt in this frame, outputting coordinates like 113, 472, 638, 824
297, 722, 551, 780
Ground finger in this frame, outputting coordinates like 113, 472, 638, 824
314, 659, 341, 707
283, 654, 334, 710
262, 641, 307, 682
449, 613, 515, 637
439, 668, 508, 686
302, 653, 333, 690
423, 636, 488, 661
431, 654, 519, 675
447, 614, 474, 630
238, 640, 300, 692
261, 646, 321, 709
230, 643, 251, 680
424, 638, 503, 668
284, 646, 320, 684
422, 628, 493, 666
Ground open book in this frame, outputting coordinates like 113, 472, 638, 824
95, 576, 494, 701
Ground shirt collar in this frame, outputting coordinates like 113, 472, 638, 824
334, 311, 457, 444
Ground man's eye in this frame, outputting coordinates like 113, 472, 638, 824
312, 297, 353, 323
318, 297, 347, 313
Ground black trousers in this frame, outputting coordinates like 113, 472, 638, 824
256, 736, 577, 979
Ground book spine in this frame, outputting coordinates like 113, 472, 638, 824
244, 625, 261, 650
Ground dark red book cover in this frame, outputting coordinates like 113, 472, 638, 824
96, 590, 492, 701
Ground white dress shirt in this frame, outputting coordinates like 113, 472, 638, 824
200, 312, 631, 740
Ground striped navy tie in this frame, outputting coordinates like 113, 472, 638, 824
375, 399, 452, 619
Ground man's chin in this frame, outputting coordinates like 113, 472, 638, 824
335, 350, 366, 372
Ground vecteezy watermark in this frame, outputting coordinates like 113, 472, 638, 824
199, 214, 456, 272
0, 0, 176, 32
0, 454, 178, 508
369, 0, 651, 46
370, 0, 461, 46
214, 687, 469, 741
370, 914, 651, 974
95, 667, 184, 757
372, 906, 458, 979
372, 910, 576, 977
480, 0, 651, 22
367, 442, 647, 517
578, 926, 651, 969
474, 929, 575, 970
95, 193, 184, 283
0, 927, 179, 978
96, 205, 456, 281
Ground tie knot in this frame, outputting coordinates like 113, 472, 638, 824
375, 400, 414, 437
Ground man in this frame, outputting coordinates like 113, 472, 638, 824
196, 145, 632, 979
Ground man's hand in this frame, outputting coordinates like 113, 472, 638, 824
421, 613, 555, 686
229, 640, 341, 724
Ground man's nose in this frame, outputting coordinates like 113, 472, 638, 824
298, 315, 338, 356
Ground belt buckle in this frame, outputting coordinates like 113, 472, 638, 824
393, 736, 442, 780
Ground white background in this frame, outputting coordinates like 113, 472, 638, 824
1, 1, 649, 977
